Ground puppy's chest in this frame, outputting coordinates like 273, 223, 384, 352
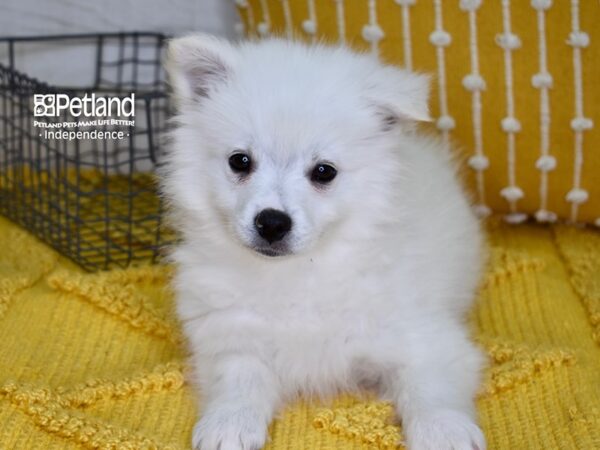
245, 267, 395, 333
188, 258, 405, 349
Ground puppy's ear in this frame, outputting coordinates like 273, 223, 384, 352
166, 34, 237, 106
365, 66, 432, 127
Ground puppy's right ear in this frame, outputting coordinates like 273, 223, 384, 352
165, 34, 237, 106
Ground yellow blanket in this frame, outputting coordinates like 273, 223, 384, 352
0, 216, 598, 449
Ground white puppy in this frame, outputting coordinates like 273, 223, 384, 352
162, 35, 486, 450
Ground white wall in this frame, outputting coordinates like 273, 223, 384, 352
0, 0, 239, 85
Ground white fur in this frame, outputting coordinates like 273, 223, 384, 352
162, 35, 486, 450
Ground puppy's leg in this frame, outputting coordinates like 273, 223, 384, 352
192, 353, 279, 450
387, 322, 486, 450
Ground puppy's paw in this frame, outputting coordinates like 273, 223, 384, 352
404, 409, 486, 450
192, 407, 267, 450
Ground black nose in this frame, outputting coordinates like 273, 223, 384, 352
254, 209, 292, 244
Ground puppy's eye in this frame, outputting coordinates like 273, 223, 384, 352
311, 163, 337, 184
229, 153, 252, 173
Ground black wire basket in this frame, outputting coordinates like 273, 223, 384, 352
0, 32, 174, 271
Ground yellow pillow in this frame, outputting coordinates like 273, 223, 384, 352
235, 0, 599, 225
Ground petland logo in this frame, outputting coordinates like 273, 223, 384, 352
34, 93, 135, 117
33, 93, 136, 141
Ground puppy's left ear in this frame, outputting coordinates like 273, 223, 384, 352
165, 34, 237, 107
365, 66, 432, 127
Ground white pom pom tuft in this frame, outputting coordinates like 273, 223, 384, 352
500, 186, 524, 202
257, 22, 270, 36
235, 0, 248, 7
531, 0, 552, 10
566, 188, 589, 204
535, 209, 557, 223
570, 117, 594, 131
473, 204, 491, 218
535, 155, 557, 172
501, 117, 521, 133
362, 24, 385, 43
429, 30, 451, 47
567, 31, 590, 48
462, 74, 486, 91
302, 20, 316, 35
459, 0, 482, 11
436, 115, 455, 131
496, 33, 521, 50
504, 212, 528, 224
468, 155, 489, 171
531, 72, 553, 88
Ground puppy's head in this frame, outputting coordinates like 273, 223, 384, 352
163, 35, 430, 258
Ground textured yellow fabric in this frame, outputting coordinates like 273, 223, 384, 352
236, 1, 600, 224
0, 214, 599, 449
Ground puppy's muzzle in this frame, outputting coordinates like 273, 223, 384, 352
254, 209, 292, 244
